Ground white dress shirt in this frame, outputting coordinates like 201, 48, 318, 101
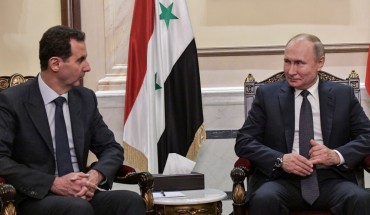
292, 76, 344, 165
38, 74, 79, 175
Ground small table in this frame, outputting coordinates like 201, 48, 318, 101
153, 188, 227, 215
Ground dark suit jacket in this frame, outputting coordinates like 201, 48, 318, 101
235, 79, 370, 197
0, 77, 123, 205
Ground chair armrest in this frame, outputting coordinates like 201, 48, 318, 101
363, 154, 370, 173
114, 164, 137, 182
231, 157, 253, 214
114, 165, 154, 214
0, 178, 16, 215
114, 165, 154, 187
230, 167, 247, 204
234, 157, 253, 173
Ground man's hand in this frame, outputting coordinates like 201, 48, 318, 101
281, 140, 341, 176
50, 170, 103, 201
281, 153, 314, 176
86, 169, 104, 186
308, 139, 341, 166
50, 172, 90, 197
77, 169, 104, 200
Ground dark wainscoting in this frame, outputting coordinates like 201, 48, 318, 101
206, 130, 238, 139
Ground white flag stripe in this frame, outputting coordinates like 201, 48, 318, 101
155, 0, 193, 85
123, 36, 159, 173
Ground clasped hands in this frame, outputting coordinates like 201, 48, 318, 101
281, 139, 341, 177
51, 169, 103, 201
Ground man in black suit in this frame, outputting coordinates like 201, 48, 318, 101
235, 33, 370, 214
0, 25, 146, 215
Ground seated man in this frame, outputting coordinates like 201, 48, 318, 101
235, 33, 370, 215
0, 25, 146, 215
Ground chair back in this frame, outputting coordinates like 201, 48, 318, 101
244, 70, 361, 119
0, 73, 35, 91
0, 73, 35, 215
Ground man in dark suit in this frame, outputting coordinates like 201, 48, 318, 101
0, 25, 146, 215
235, 33, 370, 214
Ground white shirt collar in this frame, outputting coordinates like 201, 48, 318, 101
38, 74, 68, 105
294, 76, 319, 100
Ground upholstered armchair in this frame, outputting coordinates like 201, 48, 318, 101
0, 166, 154, 215
0, 74, 154, 215
231, 71, 370, 215
105, 164, 155, 215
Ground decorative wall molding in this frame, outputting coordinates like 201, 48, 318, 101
198, 43, 370, 57
96, 87, 245, 107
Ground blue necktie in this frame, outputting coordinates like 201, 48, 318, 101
299, 90, 319, 205
53, 97, 74, 176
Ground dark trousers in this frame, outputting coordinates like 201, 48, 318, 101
248, 172, 370, 215
18, 190, 146, 215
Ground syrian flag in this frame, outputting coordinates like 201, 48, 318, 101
365, 45, 370, 96
123, 0, 205, 173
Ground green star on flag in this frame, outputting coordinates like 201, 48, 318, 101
155, 73, 162, 90
159, 2, 178, 28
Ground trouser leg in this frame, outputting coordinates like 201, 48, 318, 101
90, 190, 146, 215
19, 194, 94, 215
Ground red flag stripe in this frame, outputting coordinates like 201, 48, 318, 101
365, 45, 370, 96
124, 0, 155, 122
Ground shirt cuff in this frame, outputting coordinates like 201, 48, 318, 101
99, 177, 107, 186
333, 150, 345, 165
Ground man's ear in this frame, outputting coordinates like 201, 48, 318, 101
317, 56, 325, 71
49, 57, 60, 72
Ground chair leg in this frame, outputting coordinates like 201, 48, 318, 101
231, 167, 248, 215
0, 184, 16, 215
3, 203, 16, 215
137, 172, 155, 214
233, 203, 247, 215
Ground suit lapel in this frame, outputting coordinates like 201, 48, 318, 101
24, 78, 54, 154
279, 82, 295, 152
68, 90, 85, 168
318, 81, 334, 145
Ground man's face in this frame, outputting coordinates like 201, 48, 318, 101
283, 39, 324, 90
58, 39, 90, 87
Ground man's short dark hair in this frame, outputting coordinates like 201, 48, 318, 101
39, 25, 85, 70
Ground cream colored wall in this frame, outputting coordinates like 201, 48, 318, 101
187, 0, 370, 87
80, 0, 135, 91
187, 0, 370, 48
0, 0, 61, 77
199, 52, 369, 88
0, 1, 369, 90
80, 0, 106, 91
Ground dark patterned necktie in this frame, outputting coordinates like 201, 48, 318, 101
299, 90, 319, 205
53, 97, 74, 176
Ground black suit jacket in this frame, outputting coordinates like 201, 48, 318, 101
0, 77, 123, 204
235, 79, 370, 196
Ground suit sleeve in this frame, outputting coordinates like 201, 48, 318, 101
235, 86, 283, 177
0, 92, 55, 199
86, 90, 123, 189
333, 87, 370, 169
